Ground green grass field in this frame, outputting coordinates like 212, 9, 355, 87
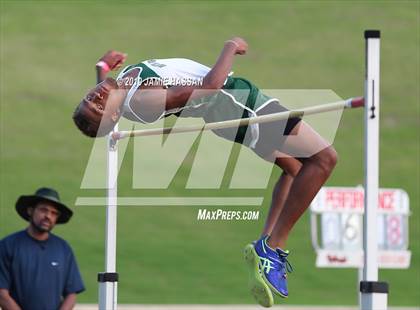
1, 0, 419, 306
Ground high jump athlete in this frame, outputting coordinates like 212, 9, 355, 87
73, 37, 338, 307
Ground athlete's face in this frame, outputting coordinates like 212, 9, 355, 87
28, 202, 60, 233
78, 78, 127, 136
82, 78, 122, 122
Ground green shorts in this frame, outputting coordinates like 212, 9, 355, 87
174, 77, 300, 153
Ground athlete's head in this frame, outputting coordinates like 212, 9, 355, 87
73, 77, 124, 137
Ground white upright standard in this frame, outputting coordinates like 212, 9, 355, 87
98, 124, 119, 310
360, 29, 389, 310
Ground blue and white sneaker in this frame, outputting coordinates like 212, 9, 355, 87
244, 243, 274, 307
253, 235, 293, 298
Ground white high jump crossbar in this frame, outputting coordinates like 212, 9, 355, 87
112, 97, 364, 140
97, 30, 385, 310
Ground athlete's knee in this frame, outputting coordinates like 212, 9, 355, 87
322, 146, 338, 171
274, 157, 302, 178
311, 146, 338, 174
285, 166, 300, 178
283, 161, 301, 178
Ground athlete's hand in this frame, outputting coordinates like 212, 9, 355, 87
225, 37, 248, 55
98, 50, 127, 71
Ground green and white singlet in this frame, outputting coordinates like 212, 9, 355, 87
116, 58, 279, 148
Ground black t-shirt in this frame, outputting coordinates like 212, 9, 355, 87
0, 230, 85, 310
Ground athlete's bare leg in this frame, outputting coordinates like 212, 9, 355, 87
266, 122, 337, 249
245, 121, 333, 305
260, 156, 302, 236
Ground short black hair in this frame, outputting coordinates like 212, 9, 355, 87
72, 103, 105, 137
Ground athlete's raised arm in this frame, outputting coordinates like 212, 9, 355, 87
166, 36, 248, 108
95, 50, 127, 84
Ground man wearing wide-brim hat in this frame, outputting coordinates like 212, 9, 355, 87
0, 187, 85, 310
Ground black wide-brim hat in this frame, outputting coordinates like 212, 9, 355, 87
15, 187, 73, 224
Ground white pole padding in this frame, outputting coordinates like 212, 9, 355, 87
112, 97, 364, 140
360, 29, 389, 310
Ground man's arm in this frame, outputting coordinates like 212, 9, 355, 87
0, 240, 20, 310
131, 37, 248, 121
59, 293, 76, 310
60, 244, 85, 310
95, 50, 127, 84
0, 289, 21, 310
